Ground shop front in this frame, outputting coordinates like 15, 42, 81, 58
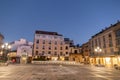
20, 52, 28, 64
103, 56, 120, 68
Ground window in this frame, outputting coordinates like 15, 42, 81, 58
50, 36, 53, 39
66, 52, 68, 55
95, 39, 97, 47
60, 52, 63, 56
42, 51, 44, 55
36, 39, 39, 43
55, 41, 57, 45
48, 51, 51, 54
43, 40, 45, 44
110, 48, 114, 54
49, 46, 51, 50
36, 45, 39, 49
54, 52, 57, 56
104, 49, 107, 54
108, 34, 113, 47
54, 36, 57, 39
117, 39, 120, 45
36, 51, 38, 55
55, 47, 57, 50
42, 46, 45, 49
74, 50, 77, 53
42, 35, 46, 38
65, 57, 69, 60
61, 42, 62, 45
60, 36, 63, 40
116, 29, 120, 46
98, 38, 101, 47
92, 40, 94, 48
116, 29, 120, 37
24, 50, 26, 52
119, 48, 120, 54
60, 47, 62, 50
66, 46, 68, 50
49, 41, 51, 44
103, 36, 106, 48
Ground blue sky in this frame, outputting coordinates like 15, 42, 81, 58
0, 0, 120, 44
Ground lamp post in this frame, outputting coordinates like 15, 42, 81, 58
94, 47, 102, 65
1, 43, 11, 62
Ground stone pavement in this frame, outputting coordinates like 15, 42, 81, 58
0, 64, 120, 80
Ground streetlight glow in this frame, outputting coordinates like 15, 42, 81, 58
94, 49, 97, 52
94, 47, 102, 65
97, 47, 100, 49
99, 49, 102, 52
5, 43, 8, 46
94, 47, 102, 52
1, 45, 4, 48
0, 43, 11, 62
8, 45, 11, 49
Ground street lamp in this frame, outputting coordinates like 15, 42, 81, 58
94, 47, 102, 65
1, 43, 11, 62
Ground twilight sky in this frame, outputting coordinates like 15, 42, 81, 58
0, 0, 120, 44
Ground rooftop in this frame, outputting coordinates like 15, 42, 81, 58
92, 21, 120, 38
35, 30, 63, 36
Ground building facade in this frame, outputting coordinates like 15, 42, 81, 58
17, 45, 32, 64
9, 38, 33, 64
0, 33, 4, 61
33, 30, 71, 61
81, 42, 90, 64
89, 21, 120, 67
69, 45, 83, 63
0, 33, 4, 48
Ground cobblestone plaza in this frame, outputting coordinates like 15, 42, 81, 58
0, 64, 120, 80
